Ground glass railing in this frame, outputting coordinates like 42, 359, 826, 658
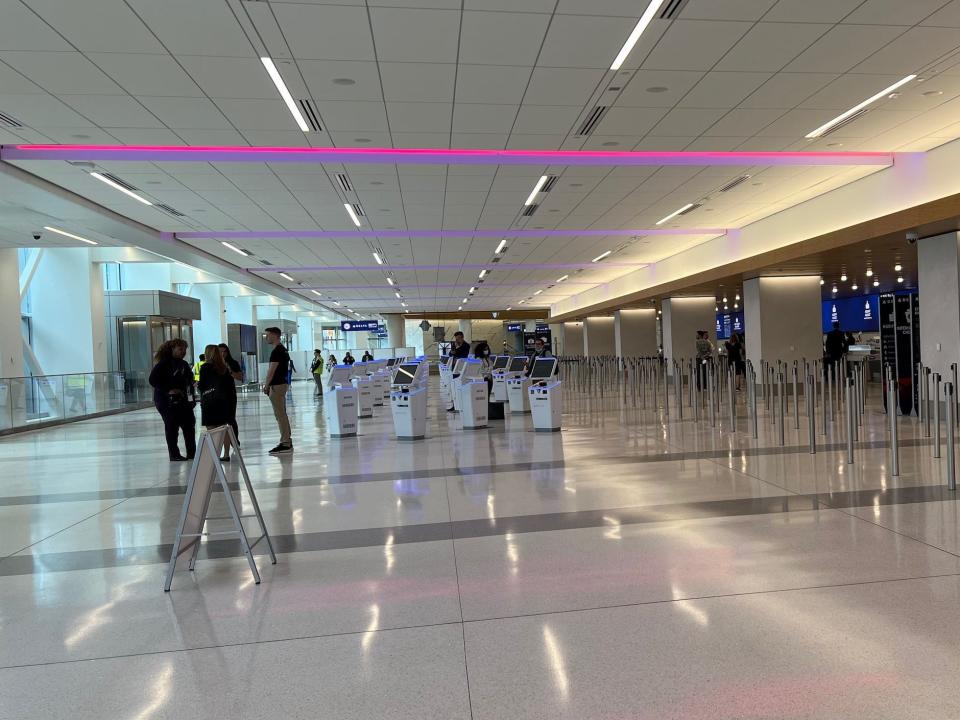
0, 371, 147, 432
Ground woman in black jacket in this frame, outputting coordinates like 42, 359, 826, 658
148, 339, 196, 461
199, 344, 237, 461
217, 343, 242, 447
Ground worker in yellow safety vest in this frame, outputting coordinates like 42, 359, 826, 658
192, 354, 205, 382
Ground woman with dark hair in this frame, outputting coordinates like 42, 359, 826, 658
199, 344, 236, 461
217, 343, 242, 454
148, 338, 196, 461
725, 332, 745, 390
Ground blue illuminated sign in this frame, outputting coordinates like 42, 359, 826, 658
506, 323, 523, 332
340, 320, 380, 332
821, 295, 880, 332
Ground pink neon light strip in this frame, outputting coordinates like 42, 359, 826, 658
0, 144, 896, 166
178, 228, 727, 240
246, 263, 647, 272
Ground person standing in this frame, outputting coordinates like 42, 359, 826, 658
361, 350, 374, 362
199, 344, 237, 461
695, 330, 714, 390
262, 327, 293, 454
217, 343, 242, 451
149, 339, 196, 461
724, 332, 745, 390
310, 349, 325, 397
824, 321, 846, 377
343, 351, 356, 366
525, 337, 551, 376
192, 353, 205, 382
451, 331, 471, 359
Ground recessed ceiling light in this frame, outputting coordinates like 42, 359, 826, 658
395, 292, 402, 299
832, 286, 838, 293
220, 241, 248, 257
332, 78, 356, 86
601, 141, 619, 147
656, 203, 694, 226
373, 251, 383, 265
894, 263, 902, 272
279, 272, 294, 282
851, 283, 858, 290
354, 137, 371, 143
840, 273, 847, 281
897, 276, 904, 283
923, 90, 943, 97
722, 296, 727, 303
344, 203, 362, 227
333, 301, 341, 306
805, 74, 916, 138
43, 225, 98, 245
469, 286, 476, 294
820, 278, 825, 285
610, 0, 669, 70
506, 306, 512, 311
90, 172, 152, 205
592, 250, 612, 262
735, 293, 740, 301
865, 269, 873, 277
873, 279, 880, 287
494, 239, 508, 255
401, 302, 408, 307
260, 57, 310, 133
734, 303, 738, 309
524, 175, 549, 206
462, 297, 469, 303
457, 306, 462, 311
724, 304, 728, 310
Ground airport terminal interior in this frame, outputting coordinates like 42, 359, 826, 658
6, 0, 960, 717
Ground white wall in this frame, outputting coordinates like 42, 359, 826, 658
0, 248, 24, 377
583, 316, 615, 356
187, 283, 225, 355
662, 297, 715, 367
614, 309, 658, 357
560, 322, 583, 356
918, 232, 960, 378
743, 276, 822, 365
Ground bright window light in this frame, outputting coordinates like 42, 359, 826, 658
656, 203, 694, 226
90, 172, 152, 205
592, 250, 612, 263
524, 175, 549, 206
373, 252, 383, 265
805, 75, 916, 139
494, 239, 508, 254
42, 226, 97, 246
260, 57, 310, 133
220, 241, 248, 257
279, 272, 294, 282
610, 0, 668, 71
344, 203, 362, 227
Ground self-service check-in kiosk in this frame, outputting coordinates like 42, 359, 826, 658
457, 359, 488, 429
390, 361, 427, 440
506, 356, 533, 413
349, 362, 374, 418
369, 359, 390, 406
324, 365, 358, 438
448, 358, 467, 412
490, 355, 516, 402
527, 357, 561, 431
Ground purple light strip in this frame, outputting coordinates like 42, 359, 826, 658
247, 263, 646, 271
292, 282, 597, 289
178, 227, 726, 239
1, 144, 898, 167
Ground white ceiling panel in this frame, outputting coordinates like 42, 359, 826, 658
738, 72, 838, 108
922, 1, 960, 27
852, 27, 960, 75
317, 101, 390, 132
451, 132, 509, 149
273, 4, 375, 61
643, 20, 752, 71
87, 53, 204, 97
59, 95, 163, 129
512, 105, 581, 134
136, 97, 231, 130
651, 107, 728, 136
538, 14, 636, 68
0, 1, 73, 51
682, 0, 780, 21
214, 98, 304, 131
25, 0, 164, 53
0, 62, 43, 95
299, 60, 384, 102
595, 106, 667, 135
0, 93, 93, 127
460, 12, 551, 66
379, 63, 456, 103
703, 108, 785, 136
616, 70, 705, 107
715, 23, 831, 72
369, 7, 460, 63
0, 52, 122, 95
456, 65, 533, 105
179, 56, 277, 99
765, 0, 865, 23
387, 102, 453, 133
844, 0, 950, 26
128, 0, 253, 57
679, 71, 773, 108
524, 67, 606, 106
785, 24, 907, 73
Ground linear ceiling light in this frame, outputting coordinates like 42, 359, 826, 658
478, 269, 487, 279
462, 297, 468, 303
42, 226, 98, 245
524, 175, 549, 206
556, 274, 569, 282
386, 277, 395, 286
592, 250, 612, 262
395, 292, 402, 299
372, 251, 383, 265
89, 171, 152, 205
610, 0, 668, 71
279, 272, 294, 282
401, 302, 408, 307
469, 286, 476, 294
260, 57, 310, 133
333, 301, 341, 306
344, 203, 362, 227
220, 241, 249, 257
805, 74, 916, 139
458, 306, 463, 311
534, 290, 543, 295
311, 290, 322, 296
494, 239, 508, 254
505, 306, 512, 311
656, 203, 694, 226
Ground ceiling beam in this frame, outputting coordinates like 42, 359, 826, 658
404, 310, 545, 320
177, 228, 728, 239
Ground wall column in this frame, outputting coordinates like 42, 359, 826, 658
382, 313, 406, 348
0, 248, 23, 378
918, 231, 960, 378
742, 276, 822, 366
583, 316, 615, 356
614, 309, 658, 357
661, 297, 715, 371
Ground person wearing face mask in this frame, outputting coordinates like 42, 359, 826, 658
149, 338, 197, 461
525, 337, 551, 377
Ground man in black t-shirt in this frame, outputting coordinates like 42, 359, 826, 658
451, 331, 470, 359
262, 327, 292, 454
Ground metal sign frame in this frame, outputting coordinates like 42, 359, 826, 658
164, 425, 276, 591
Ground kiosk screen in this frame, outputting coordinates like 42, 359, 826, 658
386, 358, 398, 367
493, 356, 510, 370
507, 356, 527, 373
392, 363, 420, 386
529, 358, 557, 379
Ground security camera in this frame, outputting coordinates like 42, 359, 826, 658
32, 232, 41, 240
906, 231, 919, 245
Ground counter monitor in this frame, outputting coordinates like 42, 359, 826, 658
529, 357, 558, 380
492, 356, 510, 370
507, 356, 527, 373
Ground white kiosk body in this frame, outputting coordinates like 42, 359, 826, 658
349, 362, 375, 418
377, 360, 395, 404
457, 360, 488, 429
390, 362, 427, 440
324, 365, 359, 438
449, 358, 467, 412
506, 356, 532, 413
527, 358, 562, 431
489, 355, 512, 402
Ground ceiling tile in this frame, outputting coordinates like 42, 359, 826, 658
0, 2, 72, 51
460, 11, 550, 66
643, 20, 752, 71
379, 63, 456, 103
702, 107, 785, 136
299, 61, 384, 102
386, 102, 452, 132
650, 107, 727, 136
524, 67, 606, 105
456, 65, 533, 104
843, 0, 950, 25
784, 25, 906, 73
852, 27, 960, 75
0, 93, 93, 127
595, 106, 667, 135
316, 100, 389, 132
214, 98, 306, 131
136, 96, 231, 129
25, 0, 163, 53
765, 0, 865, 23
616, 69, 705, 107
921, 1, 960, 27
715, 23, 830, 72
681, 0, 779, 20
370, 7, 460, 63
512, 105, 582, 134
538, 14, 638, 69
452, 103, 518, 133
128, 0, 253, 57
179, 56, 278, 100
274, 4, 375, 61
679, 72, 773, 108
59, 95, 164, 128
0, 51, 122, 95
0, 61, 43, 94
88, 53, 204, 97
739, 72, 838, 108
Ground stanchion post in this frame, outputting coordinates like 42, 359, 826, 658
778, 372, 785, 446
889, 366, 900, 477
845, 379, 854, 464
728, 366, 736, 431
947, 382, 956, 491
806, 374, 816, 454
934, 372, 941, 459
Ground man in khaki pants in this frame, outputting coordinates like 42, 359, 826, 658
262, 327, 293, 454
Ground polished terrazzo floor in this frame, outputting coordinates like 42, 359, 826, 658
3, 376, 960, 719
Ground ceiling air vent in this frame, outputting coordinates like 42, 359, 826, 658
155, 203, 185, 217
659, 0, 690, 20
542, 175, 559, 192
259, 259, 274, 266
296, 99, 322, 132
336, 173, 352, 193
522, 204, 539, 217
0, 111, 23, 127
352, 203, 365, 217
576, 106, 608, 137
678, 203, 702, 216
819, 108, 870, 137
98, 172, 140, 193
491, 257, 502, 263
718, 175, 751, 193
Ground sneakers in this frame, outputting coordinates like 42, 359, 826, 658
269, 443, 293, 454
